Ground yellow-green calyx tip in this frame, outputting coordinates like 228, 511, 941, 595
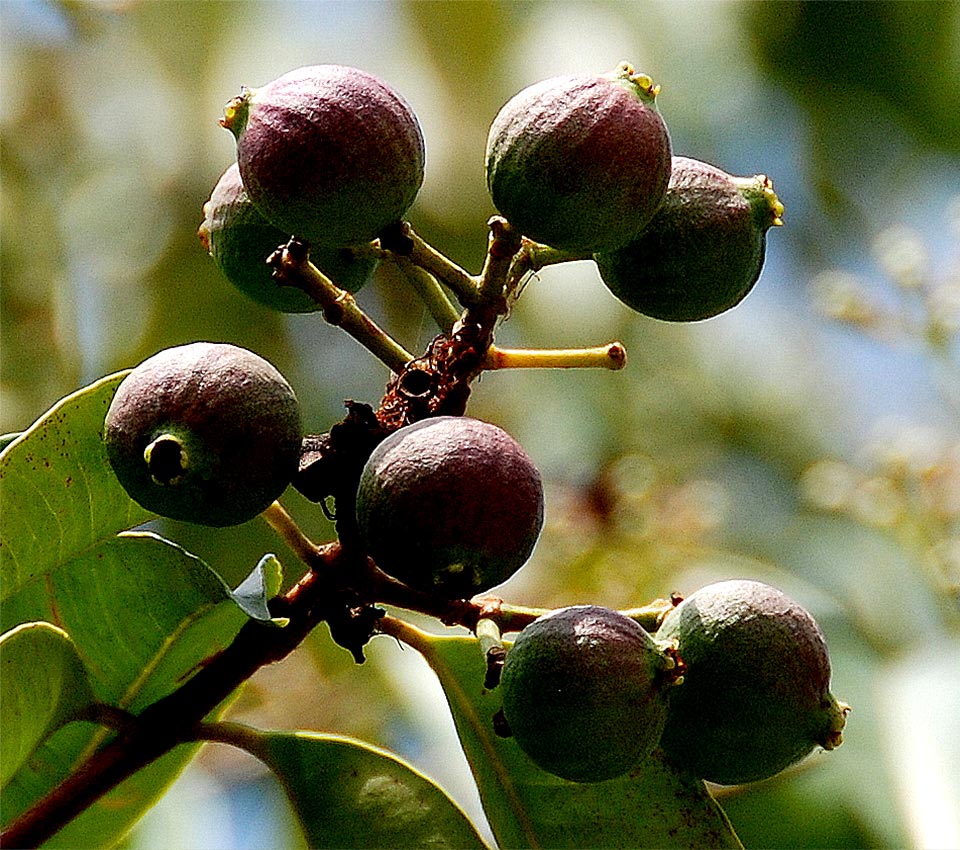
736, 174, 785, 228
609, 62, 660, 99
759, 175, 785, 226
818, 697, 851, 751
219, 87, 252, 138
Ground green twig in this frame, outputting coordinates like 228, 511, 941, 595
477, 217, 522, 302
261, 501, 325, 569
399, 226, 481, 307
393, 256, 462, 334
505, 240, 591, 297
621, 599, 677, 633
483, 342, 626, 371
271, 241, 414, 373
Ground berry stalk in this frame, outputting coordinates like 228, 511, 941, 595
269, 240, 414, 373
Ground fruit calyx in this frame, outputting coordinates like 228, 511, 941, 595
143, 433, 188, 485
817, 694, 852, 751
219, 89, 252, 139
732, 173, 785, 228
606, 61, 660, 101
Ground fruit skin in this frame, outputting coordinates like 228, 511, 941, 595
485, 62, 672, 253
656, 579, 849, 785
104, 342, 303, 527
199, 163, 377, 313
595, 156, 784, 322
221, 65, 425, 248
500, 605, 677, 782
355, 416, 544, 598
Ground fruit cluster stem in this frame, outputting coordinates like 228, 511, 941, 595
392, 255, 462, 333
270, 241, 414, 373
261, 501, 324, 566
477, 216, 522, 302
483, 342, 626, 371
507, 241, 591, 291
397, 225, 481, 307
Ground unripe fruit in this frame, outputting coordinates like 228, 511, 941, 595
595, 156, 784, 322
199, 163, 377, 312
220, 65, 425, 248
104, 342, 303, 527
500, 605, 678, 783
485, 62, 672, 253
355, 416, 543, 598
656, 579, 849, 785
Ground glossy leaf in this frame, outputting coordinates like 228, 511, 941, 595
0, 622, 97, 788
0, 432, 21, 453
416, 631, 742, 850
231, 729, 489, 849
0, 371, 301, 846
0, 530, 247, 845
0, 371, 149, 603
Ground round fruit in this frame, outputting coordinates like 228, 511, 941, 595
104, 342, 303, 527
500, 605, 678, 782
199, 163, 377, 312
595, 156, 784, 322
355, 416, 543, 598
656, 579, 849, 785
220, 65, 424, 248
485, 62, 672, 253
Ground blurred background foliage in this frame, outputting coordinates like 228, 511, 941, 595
2, 1, 959, 848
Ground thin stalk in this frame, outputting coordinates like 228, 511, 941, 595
505, 241, 591, 295
476, 617, 505, 656
621, 599, 677, 632
393, 256, 462, 333
272, 243, 413, 373
193, 720, 268, 754
477, 217, 522, 302
261, 501, 324, 568
404, 228, 481, 307
483, 342, 626, 371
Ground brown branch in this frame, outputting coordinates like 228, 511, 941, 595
0, 549, 340, 848
1, 222, 576, 848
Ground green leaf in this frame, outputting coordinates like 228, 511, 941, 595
0, 371, 151, 603
0, 531, 249, 846
417, 632, 742, 850
0, 622, 98, 787
229, 728, 489, 849
224, 553, 289, 626
0, 432, 22, 452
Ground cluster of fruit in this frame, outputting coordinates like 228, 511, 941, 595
486, 62, 784, 321
500, 581, 849, 785
199, 62, 783, 322
102, 62, 845, 789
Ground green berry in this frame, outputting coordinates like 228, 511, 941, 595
104, 342, 303, 527
220, 65, 424, 248
199, 163, 377, 312
595, 156, 784, 321
656, 579, 849, 785
355, 416, 543, 598
485, 62, 672, 253
501, 605, 678, 783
